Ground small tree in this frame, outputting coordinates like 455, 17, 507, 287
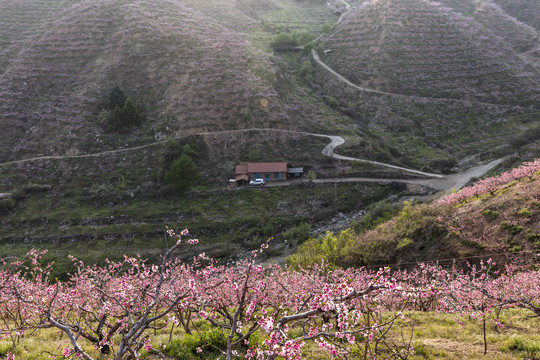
107, 85, 127, 110
299, 61, 314, 82
164, 154, 199, 193
305, 170, 317, 182
106, 97, 143, 131
121, 97, 143, 125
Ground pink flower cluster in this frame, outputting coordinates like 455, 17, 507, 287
438, 158, 540, 206
0, 230, 538, 360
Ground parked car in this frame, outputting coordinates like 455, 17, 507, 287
249, 178, 265, 186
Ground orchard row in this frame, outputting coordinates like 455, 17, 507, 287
1, 229, 538, 359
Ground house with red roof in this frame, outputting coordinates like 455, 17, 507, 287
234, 162, 288, 184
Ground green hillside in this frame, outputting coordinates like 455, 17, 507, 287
288, 159, 540, 269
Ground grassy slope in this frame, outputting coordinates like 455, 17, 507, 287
1, 309, 537, 359
1, 309, 538, 359
350, 173, 540, 268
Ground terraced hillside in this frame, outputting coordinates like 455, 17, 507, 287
437, 0, 540, 62
0, 0, 341, 163
317, 0, 540, 105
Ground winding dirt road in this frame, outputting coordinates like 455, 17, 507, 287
312, 133, 443, 178
0, 128, 442, 178
311, 50, 391, 96
0, 126, 505, 195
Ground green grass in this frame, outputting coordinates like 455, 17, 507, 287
3, 309, 537, 359
405, 310, 540, 360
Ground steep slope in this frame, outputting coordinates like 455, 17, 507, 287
0, 0, 291, 162
317, 0, 540, 105
491, 0, 540, 31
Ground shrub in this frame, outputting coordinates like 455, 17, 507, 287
164, 154, 199, 193
106, 97, 144, 130
482, 209, 499, 220
286, 237, 324, 269
299, 61, 314, 83
525, 229, 539, 241
270, 32, 298, 48
0, 198, 16, 213
166, 327, 229, 360
396, 237, 412, 250
282, 222, 311, 244
102, 86, 144, 131
326, 95, 339, 108
0, 342, 12, 357
107, 85, 127, 110
506, 335, 540, 355
321, 22, 334, 33
353, 200, 397, 232
501, 221, 523, 235
518, 208, 531, 217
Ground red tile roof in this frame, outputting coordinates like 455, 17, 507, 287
247, 162, 287, 173
235, 174, 249, 182
235, 164, 248, 175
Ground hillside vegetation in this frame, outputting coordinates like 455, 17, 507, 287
306, 0, 540, 168
0, 0, 340, 162
1, 0, 540, 272
492, 0, 540, 30
288, 159, 540, 269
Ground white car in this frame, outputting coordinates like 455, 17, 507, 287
249, 178, 265, 186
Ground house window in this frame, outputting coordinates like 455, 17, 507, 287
275, 173, 282, 179
265, 173, 271, 181
254, 173, 260, 179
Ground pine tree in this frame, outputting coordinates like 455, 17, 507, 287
164, 154, 199, 193
107, 86, 127, 110
122, 97, 143, 126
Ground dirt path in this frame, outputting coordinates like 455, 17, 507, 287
336, 0, 351, 24
311, 133, 443, 178
266, 156, 505, 193
0, 126, 506, 193
0, 128, 442, 177
311, 49, 392, 96
0, 142, 165, 166
312, 49, 516, 108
